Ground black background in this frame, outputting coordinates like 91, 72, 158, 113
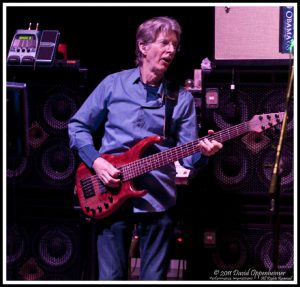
6, 5, 215, 88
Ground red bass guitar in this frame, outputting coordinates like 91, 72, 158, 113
75, 112, 284, 220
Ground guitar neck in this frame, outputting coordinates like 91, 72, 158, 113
121, 120, 250, 181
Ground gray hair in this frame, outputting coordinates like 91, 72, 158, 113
135, 16, 182, 66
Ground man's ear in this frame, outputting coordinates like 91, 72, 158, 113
138, 41, 148, 56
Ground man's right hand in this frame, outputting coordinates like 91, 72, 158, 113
92, 157, 121, 188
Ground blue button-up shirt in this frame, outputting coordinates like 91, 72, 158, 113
68, 67, 208, 213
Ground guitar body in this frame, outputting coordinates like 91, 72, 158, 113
75, 135, 162, 220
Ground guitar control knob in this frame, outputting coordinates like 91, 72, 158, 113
91, 209, 96, 216
108, 196, 113, 203
104, 202, 109, 209
97, 206, 102, 212
85, 206, 90, 212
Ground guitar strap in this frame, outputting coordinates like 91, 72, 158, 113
163, 81, 179, 140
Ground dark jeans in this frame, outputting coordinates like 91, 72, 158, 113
96, 204, 174, 280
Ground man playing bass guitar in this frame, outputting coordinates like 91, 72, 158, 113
68, 16, 223, 280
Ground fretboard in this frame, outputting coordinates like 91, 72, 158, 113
120, 121, 250, 181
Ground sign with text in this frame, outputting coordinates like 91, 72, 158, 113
280, 6, 294, 54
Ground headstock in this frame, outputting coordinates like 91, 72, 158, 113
249, 112, 285, 132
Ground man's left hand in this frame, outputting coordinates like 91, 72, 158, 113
198, 130, 223, 156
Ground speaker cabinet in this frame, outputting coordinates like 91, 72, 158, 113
201, 69, 293, 204
184, 68, 294, 280
7, 67, 88, 215
7, 218, 86, 280
185, 223, 294, 280
6, 67, 89, 280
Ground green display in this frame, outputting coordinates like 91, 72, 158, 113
18, 35, 33, 40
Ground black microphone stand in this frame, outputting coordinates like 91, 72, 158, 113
268, 59, 294, 271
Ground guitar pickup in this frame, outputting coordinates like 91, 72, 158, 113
80, 178, 96, 198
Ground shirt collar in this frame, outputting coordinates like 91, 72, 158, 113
131, 67, 141, 84
130, 67, 167, 98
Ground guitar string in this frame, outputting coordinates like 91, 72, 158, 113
82, 121, 249, 189
121, 121, 250, 180
81, 113, 283, 190
122, 112, 283, 180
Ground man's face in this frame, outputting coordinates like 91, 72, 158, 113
142, 31, 179, 75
